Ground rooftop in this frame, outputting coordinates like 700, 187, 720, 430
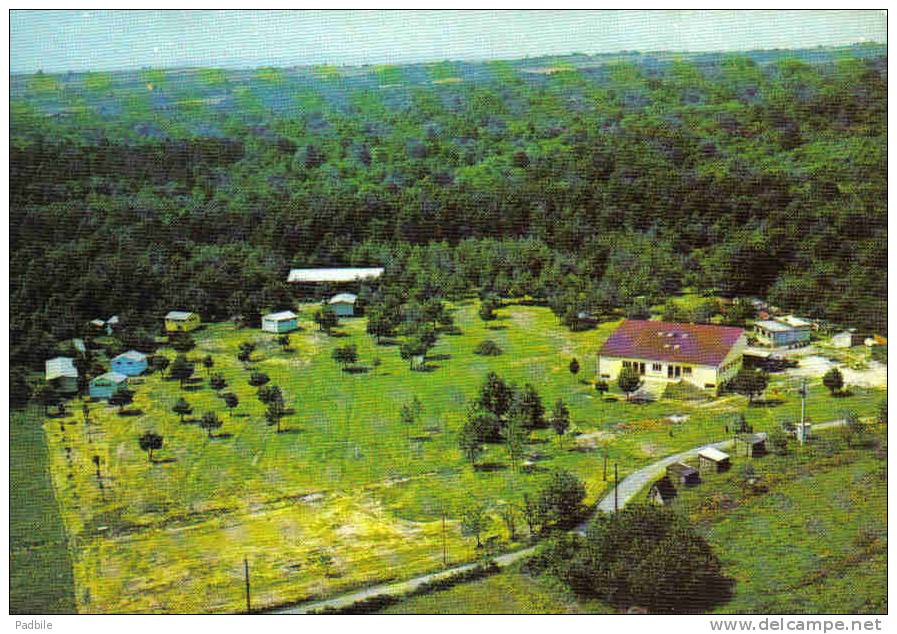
165, 310, 196, 321
113, 350, 147, 362
329, 293, 358, 304
649, 476, 677, 501
264, 310, 298, 321
599, 320, 744, 367
754, 319, 793, 333
287, 267, 384, 283
666, 462, 698, 477
778, 314, 813, 328
45, 356, 78, 380
93, 371, 128, 384
698, 447, 730, 462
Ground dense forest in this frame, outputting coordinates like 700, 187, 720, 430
10, 45, 887, 374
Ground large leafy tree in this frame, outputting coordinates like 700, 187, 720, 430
531, 505, 733, 613
730, 367, 769, 404
477, 372, 514, 419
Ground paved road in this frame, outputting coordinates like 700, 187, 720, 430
267, 419, 845, 614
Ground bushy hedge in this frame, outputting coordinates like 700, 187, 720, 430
474, 339, 503, 356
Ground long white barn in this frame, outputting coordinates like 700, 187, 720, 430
287, 267, 384, 283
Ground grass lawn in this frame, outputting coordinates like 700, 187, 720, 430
385, 427, 887, 615
697, 430, 888, 614
40, 300, 885, 613
11, 406, 77, 613
379, 561, 606, 614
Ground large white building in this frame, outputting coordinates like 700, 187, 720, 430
597, 320, 746, 390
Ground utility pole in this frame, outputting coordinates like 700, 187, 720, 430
441, 509, 447, 567
801, 379, 808, 444
800, 379, 807, 427
243, 556, 251, 614
603, 448, 608, 481
614, 463, 619, 512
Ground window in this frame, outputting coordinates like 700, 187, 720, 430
683, 367, 692, 375
652, 363, 662, 372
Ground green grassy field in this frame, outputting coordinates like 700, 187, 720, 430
39, 300, 884, 613
380, 561, 604, 614
11, 406, 77, 613
383, 427, 887, 614
699, 431, 888, 614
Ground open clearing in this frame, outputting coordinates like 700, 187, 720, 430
41, 301, 884, 613
382, 426, 887, 614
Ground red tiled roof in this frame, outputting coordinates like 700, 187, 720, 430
599, 320, 744, 367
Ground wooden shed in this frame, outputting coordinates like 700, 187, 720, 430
647, 476, 677, 506
698, 447, 731, 473
666, 461, 700, 486
735, 432, 767, 457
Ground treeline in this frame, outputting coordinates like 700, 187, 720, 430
10, 52, 887, 374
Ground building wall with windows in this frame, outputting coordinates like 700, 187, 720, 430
598, 355, 720, 388
598, 333, 745, 390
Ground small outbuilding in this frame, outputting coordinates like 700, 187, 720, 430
165, 311, 201, 333
111, 350, 148, 376
261, 310, 299, 333
754, 319, 811, 348
735, 432, 768, 458
89, 372, 128, 400
831, 330, 864, 348
666, 461, 701, 486
45, 357, 79, 393
328, 293, 358, 317
698, 447, 731, 473
647, 476, 677, 506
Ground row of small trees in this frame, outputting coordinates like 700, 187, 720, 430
457, 372, 572, 471
460, 469, 587, 548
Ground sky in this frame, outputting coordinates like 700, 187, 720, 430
10, 10, 888, 74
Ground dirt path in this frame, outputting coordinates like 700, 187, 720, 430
265, 419, 846, 614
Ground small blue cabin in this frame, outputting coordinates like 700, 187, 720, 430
753, 319, 811, 348
111, 350, 148, 376
261, 310, 299, 333
89, 372, 128, 399
328, 293, 357, 317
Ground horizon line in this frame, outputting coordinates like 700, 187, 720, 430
9, 40, 887, 77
